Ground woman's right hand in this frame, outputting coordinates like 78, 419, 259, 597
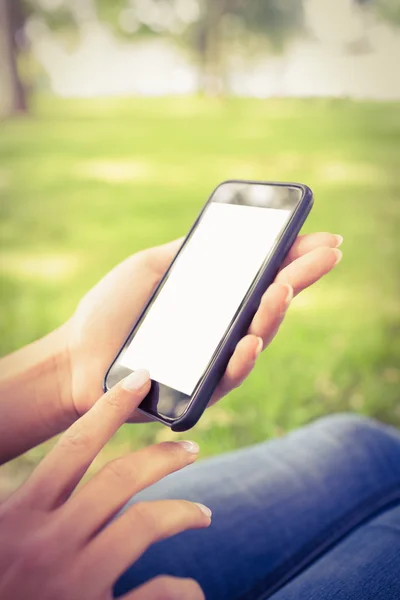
0, 370, 209, 600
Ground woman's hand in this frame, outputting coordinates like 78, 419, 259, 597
67, 232, 342, 421
0, 370, 207, 600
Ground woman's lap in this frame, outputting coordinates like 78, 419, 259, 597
271, 502, 400, 600
114, 414, 400, 600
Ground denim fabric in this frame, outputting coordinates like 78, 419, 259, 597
114, 414, 400, 600
271, 503, 400, 600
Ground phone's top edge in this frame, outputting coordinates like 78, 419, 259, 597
213, 179, 309, 186
210, 180, 313, 205
212, 179, 312, 194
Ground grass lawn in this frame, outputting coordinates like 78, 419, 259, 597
0, 96, 399, 490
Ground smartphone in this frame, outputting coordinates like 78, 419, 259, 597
104, 180, 313, 431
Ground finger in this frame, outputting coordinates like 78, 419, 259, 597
212, 283, 292, 402
125, 576, 205, 600
282, 232, 342, 268
81, 500, 211, 586
248, 282, 293, 345
145, 233, 341, 281
277, 247, 342, 295
211, 334, 261, 403
211, 247, 341, 403
60, 440, 200, 542
21, 370, 151, 510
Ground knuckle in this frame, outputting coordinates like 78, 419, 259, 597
129, 502, 158, 536
125, 499, 204, 544
103, 457, 135, 483
58, 426, 92, 452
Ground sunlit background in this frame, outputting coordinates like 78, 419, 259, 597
0, 0, 399, 498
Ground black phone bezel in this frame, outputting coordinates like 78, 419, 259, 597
104, 180, 313, 430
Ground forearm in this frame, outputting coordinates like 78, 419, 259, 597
0, 325, 75, 464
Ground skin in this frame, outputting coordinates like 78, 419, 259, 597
68, 232, 342, 416
0, 231, 343, 598
0, 371, 208, 600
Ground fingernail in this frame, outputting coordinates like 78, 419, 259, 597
254, 337, 263, 360
177, 440, 200, 454
195, 503, 212, 518
122, 369, 150, 392
334, 234, 344, 247
283, 284, 293, 307
333, 249, 343, 266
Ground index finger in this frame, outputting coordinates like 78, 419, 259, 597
281, 232, 342, 268
20, 370, 151, 510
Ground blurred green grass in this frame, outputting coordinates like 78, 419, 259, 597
0, 96, 399, 482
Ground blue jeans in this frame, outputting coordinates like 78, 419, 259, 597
114, 415, 400, 599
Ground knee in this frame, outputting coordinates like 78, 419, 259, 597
310, 412, 389, 437
307, 413, 400, 464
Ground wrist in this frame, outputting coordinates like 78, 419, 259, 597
0, 323, 76, 463
47, 322, 77, 429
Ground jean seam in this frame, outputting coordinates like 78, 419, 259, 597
237, 483, 400, 600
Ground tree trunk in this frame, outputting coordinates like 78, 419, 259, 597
0, 0, 27, 117
197, 0, 226, 96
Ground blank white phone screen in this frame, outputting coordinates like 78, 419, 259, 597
120, 202, 291, 395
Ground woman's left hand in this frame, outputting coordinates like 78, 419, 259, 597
67, 232, 342, 421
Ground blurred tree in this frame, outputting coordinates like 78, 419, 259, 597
356, 0, 400, 25
349, 0, 400, 56
0, 0, 27, 116
0, 0, 77, 116
2, 0, 399, 114
99, 0, 305, 95
188, 0, 304, 95
1, 0, 304, 104
374, 0, 400, 24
